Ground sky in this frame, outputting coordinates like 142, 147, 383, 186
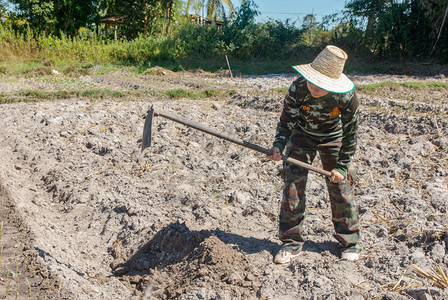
252, 0, 348, 25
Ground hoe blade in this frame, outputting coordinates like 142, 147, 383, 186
141, 105, 154, 152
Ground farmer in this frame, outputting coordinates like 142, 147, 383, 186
267, 45, 361, 264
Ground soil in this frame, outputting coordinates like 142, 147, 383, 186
0, 67, 447, 299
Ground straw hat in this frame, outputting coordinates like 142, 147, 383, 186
292, 45, 354, 94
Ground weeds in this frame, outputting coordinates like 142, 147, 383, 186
357, 81, 448, 92
155, 88, 236, 101
0, 81, 238, 103
165, 89, 199, 100
0, 89, 133, 103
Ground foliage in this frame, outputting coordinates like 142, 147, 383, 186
99, 0, 183, 39
206, 0, 234, 20
0, 24, 116, 67
111, 33, 179, 64
373, 2, 411, 57
174, 1, 304, 60
301, 14, 318, 45
342, 0, 448, 60
249, 19, 303, 59
174, 20, 226, 59
8, 0, 98, 36
221, 0, 259, 58
0, 1, 6, 17
186, 0, 235, 21
0, 0, 447, 66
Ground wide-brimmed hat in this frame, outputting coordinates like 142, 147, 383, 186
292, 45, 354, 94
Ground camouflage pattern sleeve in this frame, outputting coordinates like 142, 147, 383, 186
333, 91, 360, 176
273, 81, 302, 152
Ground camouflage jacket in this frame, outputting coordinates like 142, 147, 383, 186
273, 76, 360, 176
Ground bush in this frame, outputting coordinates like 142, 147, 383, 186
174, 21, 226, 59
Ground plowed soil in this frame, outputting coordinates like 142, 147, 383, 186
0, 68, 447, 299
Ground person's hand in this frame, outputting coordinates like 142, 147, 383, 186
267, 147, 282, 161
329, 170, 344, 183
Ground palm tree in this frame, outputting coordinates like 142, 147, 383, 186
206, 0, 234, 20
186, 0, 234, 21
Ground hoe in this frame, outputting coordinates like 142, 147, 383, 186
141, 105, 331, 177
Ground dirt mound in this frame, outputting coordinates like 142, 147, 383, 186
111, 222, 261, 299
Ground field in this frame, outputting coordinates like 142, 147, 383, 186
0, 67, 447, 299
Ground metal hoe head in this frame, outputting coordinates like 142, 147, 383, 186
141, 105, 154, 152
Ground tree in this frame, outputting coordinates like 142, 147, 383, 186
206, 0, 234, 20
230, 0, 257, 30
98, 0, 181, 38
162, 0, 174, 34
223, 0, 258, 58
341, 0, 448, 60
345, 0, 391, 41
374, 1, 410, 58
419, 0, 448, 57
0, 1, 6, 19
302, 14, 317, 44
185, 0, 234, 21
9, 0, 98, 35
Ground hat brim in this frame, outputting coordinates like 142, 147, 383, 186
293, 64, 355, 94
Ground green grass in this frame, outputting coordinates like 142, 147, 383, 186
0, 86, 238, 104
272, 87, 289, 94
0, 89, 132, 103
0, 61, 133, 77
158, 88, 236, 100
357, 81, 448, 92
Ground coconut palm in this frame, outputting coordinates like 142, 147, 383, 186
186, 0, 234, 20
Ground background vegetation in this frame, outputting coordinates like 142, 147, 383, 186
0, 0, 447, 75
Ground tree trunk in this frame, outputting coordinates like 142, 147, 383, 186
186, 0, 191, 16
365, 14, 376, 41
166, 0, 172, 35
143, 0, 148, 37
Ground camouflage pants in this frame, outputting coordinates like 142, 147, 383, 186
279, 130, 361, 252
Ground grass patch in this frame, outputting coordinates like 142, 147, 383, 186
357, 81, 448, 92
165, 89, 200, 99
0, 89, 137, 103
0, 87, 237, 104
204, 88, 236, 98
160, 88, 236, 100
0, 60, 130, 77
272, 87, 289, 94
